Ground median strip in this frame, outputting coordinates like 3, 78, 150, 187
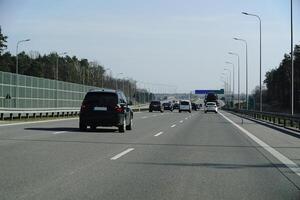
154, 131, 164, 137
110, 148, 135, 160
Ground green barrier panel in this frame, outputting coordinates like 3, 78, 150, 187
0, 71, 99, 109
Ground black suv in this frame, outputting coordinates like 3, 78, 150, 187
162, 102, 173, 111
79, 89, 133, 133
149, 101, 164, 112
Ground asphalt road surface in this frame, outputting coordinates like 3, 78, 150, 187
0, 110, 299, 200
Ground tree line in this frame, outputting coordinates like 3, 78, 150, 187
0, 27, 154, 103
250, 44, 300, 114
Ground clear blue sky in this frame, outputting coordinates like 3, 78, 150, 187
0, 0, 299, 93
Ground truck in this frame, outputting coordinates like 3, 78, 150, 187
204, 92, 219, 106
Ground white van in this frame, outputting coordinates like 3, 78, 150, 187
179, 100, 192, 113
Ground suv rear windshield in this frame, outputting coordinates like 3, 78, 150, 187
84, 92, 118, 106
181, 101, 189, 105
151, 101, 160, 105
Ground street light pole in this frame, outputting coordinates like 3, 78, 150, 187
229, 52, 240, 109
242, 11, 262, 112
224, 68, 232, 105
115, 73, 123, 90
15, 39, 30, 108
291, 0, 294, 115
56, 52, 67, 108
226, 61, 235, 107
234, 37, 248, 110
102, 68, 111, 88
56, 52, 67, 81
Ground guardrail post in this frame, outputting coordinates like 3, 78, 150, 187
273, 117, 275, 124
298, 121, 300, 130
0, 113, 3, 120
10, 113, 13, 120
26, 113, 29, 119
283, 119, 286, 127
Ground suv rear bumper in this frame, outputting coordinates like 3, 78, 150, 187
80, 113, 124, 127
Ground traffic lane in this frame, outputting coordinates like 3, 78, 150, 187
219, 110, 300, 185
0, 111, 197, 200
0, 110, 192, 143
48, 111, 298, 200
1, 111, 199, 200
14, 110, 299, 200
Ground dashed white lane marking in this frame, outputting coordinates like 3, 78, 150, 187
53, 131, 67, 134
219, 112, 300, 177
185, 117, 188, 120
179, 120, 183, 123
154, 131, 164, 137
171, 124, 176, 128
110, 148, 135, 160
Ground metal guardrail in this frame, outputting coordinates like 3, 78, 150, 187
0, 105, 149, 120
223, 108, 300, 131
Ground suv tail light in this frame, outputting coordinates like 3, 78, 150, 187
115, 105, 124, 113
80, 101, 90, 112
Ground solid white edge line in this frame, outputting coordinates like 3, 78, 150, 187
219, 112, 300, 177
171, 124, 176, 128
154, 131, 164, 137
110, 148, 135, 160
0, 117, 78, 127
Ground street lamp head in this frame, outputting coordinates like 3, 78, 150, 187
228, 52, 233, 55
25, 39, 30, 42
233, 37, 239, 40
242, 12, 249, 15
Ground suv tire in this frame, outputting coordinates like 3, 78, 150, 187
118, 118, 126, 133
79, 121, 87, 131
126, 116, 133, 130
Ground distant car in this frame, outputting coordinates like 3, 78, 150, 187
205, 102, 218, 113
149, 101, 164, 112
173, 102, 179, 110
191, 103, 198, 111
79, 89, 133, 132
162, 102, 173, 111
204, 93, 219, 106
179, 100, 192, 113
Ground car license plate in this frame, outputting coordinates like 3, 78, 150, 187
94, 107, 107, 111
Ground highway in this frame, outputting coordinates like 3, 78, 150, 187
0, 110, 300, 200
